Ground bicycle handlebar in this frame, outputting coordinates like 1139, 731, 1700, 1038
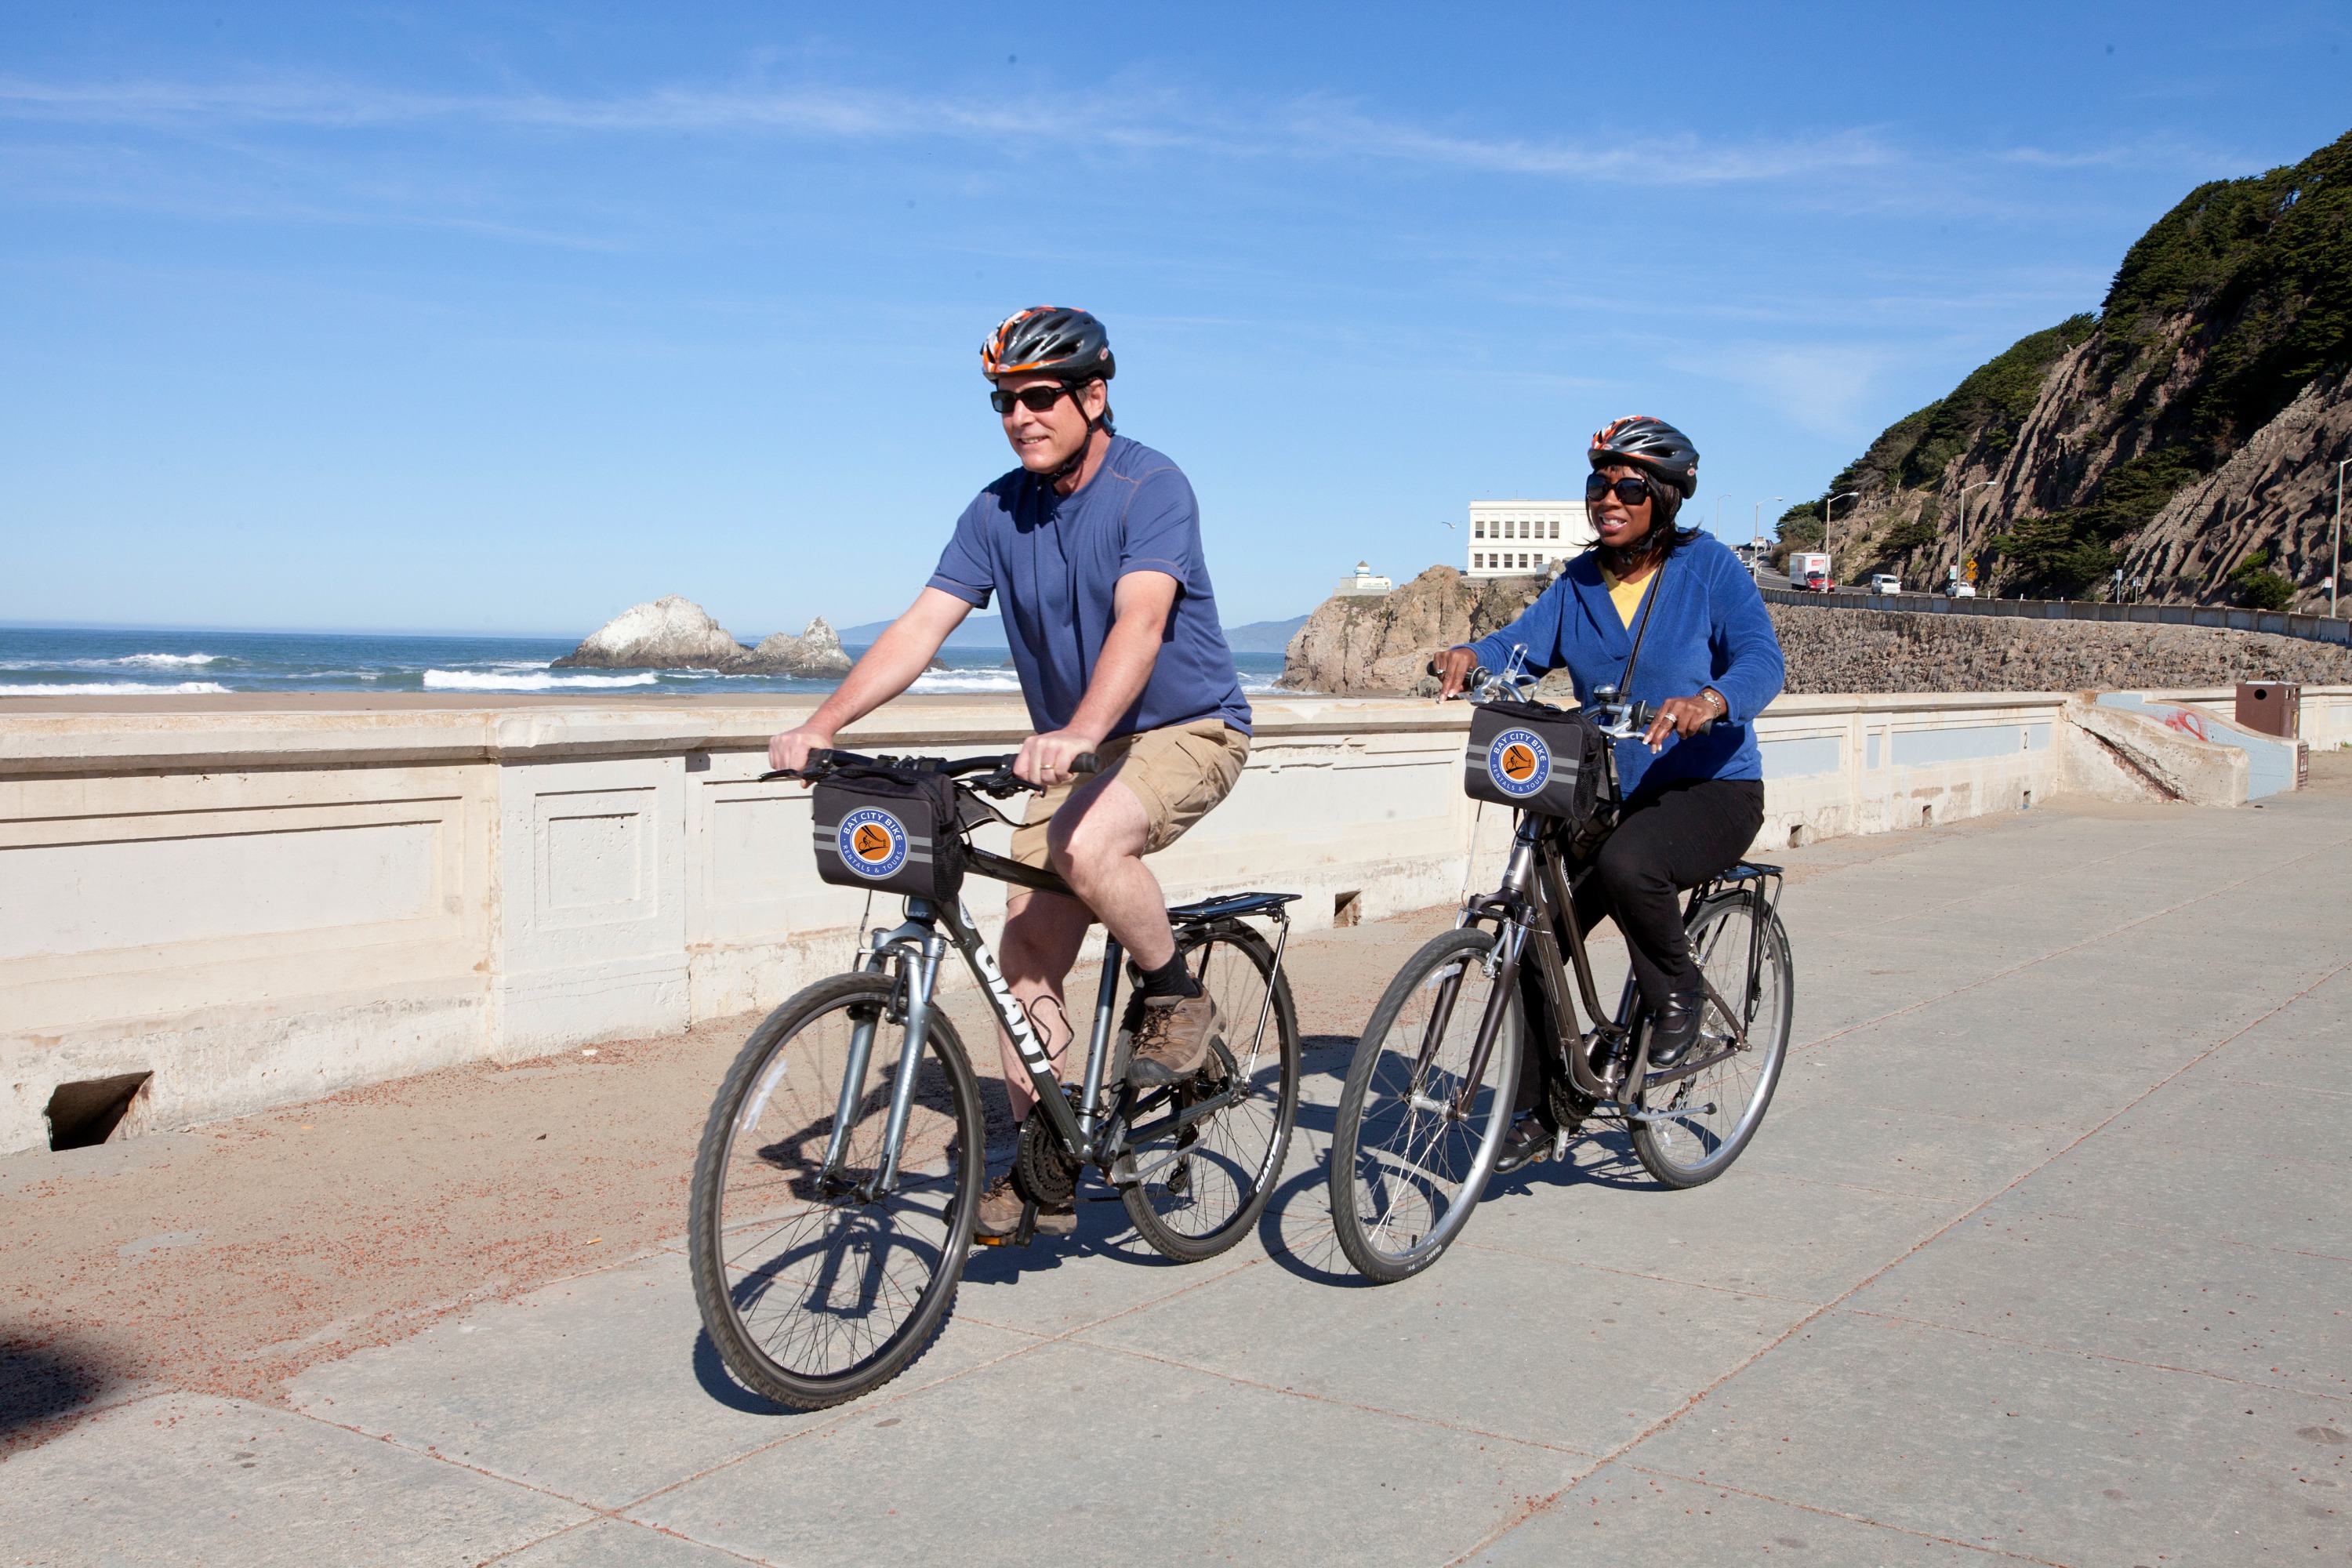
759, 748, 1102, 794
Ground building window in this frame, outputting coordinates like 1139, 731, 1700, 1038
1473, 521, 1484, 539
1548, 521, 1559, 539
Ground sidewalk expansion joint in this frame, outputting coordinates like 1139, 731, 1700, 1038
1604, 1465, 2076, 1566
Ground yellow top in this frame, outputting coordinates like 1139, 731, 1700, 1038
1599, 567, 1656, 628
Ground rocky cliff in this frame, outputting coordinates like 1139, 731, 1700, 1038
552, 596, 748, 669
1281, 565, 1555, 694
1787, 129, 2352, 612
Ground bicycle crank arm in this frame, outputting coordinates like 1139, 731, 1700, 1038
1640, 1041, 1742, 1088
1588, 1099, 1719, 1123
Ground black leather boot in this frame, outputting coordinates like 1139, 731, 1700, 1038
1645, 985, 1706, 1070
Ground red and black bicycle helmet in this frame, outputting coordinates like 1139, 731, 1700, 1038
981, 307, 1116, 383
1589, 416, 1700, 499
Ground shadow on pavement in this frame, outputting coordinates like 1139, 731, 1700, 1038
0, 1330, 136, 1450
689, 1327, 800, 1416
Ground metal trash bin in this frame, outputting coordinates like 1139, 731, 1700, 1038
2236, 681, 2300, 739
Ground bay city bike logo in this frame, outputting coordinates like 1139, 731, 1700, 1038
1486, 728, 1552, 797
836, 808, 910, 880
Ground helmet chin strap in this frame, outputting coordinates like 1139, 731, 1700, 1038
1044, 387, 1110, 490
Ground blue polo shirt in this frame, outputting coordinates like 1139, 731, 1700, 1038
928, 436, 1253, 739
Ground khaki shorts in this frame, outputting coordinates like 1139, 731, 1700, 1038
1011, 717, 1250, 869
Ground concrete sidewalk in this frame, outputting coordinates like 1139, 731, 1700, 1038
5, 771, 2350, 1566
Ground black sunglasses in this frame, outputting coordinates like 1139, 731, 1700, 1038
989, 384, 1073, 415
1585, 473, 1656, 505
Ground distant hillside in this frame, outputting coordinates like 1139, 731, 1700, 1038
839, 613, 1009, 651
1222, 615, 1309, 653
1785, 128, 2352, 611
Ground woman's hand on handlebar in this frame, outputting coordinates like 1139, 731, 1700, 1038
1433, 646, 1479, 701
1016, 728, 1103, 788
767, 724, 834, 775
1642, 691, 1726, 752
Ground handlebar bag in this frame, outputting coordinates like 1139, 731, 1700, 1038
810, 765, 967, 902
1462, 699, 1606, 823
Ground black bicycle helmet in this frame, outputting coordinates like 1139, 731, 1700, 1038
1588, 416, 1700, 499
981, 306, 1116, 383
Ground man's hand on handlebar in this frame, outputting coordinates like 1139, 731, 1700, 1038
1642, 691, 1726, 752
1432, 646, 1479, 701
767, 724, 834, 776
1016, 728, 1104, 788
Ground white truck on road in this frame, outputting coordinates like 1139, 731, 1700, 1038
1788, 552, 1831, 591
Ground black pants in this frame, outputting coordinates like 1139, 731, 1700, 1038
1515, 776, 1765, 1112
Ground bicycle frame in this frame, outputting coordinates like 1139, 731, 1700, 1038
818, 838, 1296, 1200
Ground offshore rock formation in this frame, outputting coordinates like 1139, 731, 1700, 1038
732, 617, 853, 677
552, 596, 749, 670
1280, 565, 1553, 695
1783, 129, 2352, 612
1277, 569, 2352, 695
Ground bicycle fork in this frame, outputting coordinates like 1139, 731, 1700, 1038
820, 909, 949, 1203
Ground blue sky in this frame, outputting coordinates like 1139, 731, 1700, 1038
4, 3, 2348, 636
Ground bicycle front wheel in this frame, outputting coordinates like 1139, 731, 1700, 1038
1121, 920, 1301, 1263
1630, 892, 1793, 1189
688, 972, 985, 1410
1328, 927, 1522, 1283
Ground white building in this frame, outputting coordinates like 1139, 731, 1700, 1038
1333, 560, 1392, 597
1466, 499, 1592, 579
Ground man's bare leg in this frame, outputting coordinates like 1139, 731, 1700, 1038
996, 775, 1175, 1120
1044, 776, 1175, 969
996, 887, 1090, 1122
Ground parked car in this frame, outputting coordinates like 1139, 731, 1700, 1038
1868, 573, 1901, 595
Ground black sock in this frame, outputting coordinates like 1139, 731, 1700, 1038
1137, 952, 1202, 1000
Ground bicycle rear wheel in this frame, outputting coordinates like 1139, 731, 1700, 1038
1120, 920, 1301, 1263
1328, 927, 1522, 1283
1630, 892, 1793, 1189
688, 972, 984, 1410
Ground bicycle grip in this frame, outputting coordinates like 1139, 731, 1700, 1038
1069, 753, 1102, 775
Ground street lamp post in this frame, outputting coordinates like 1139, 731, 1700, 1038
2334, 458, 2350, 619
1954, 480, 1996, 593
1755, 496, 1783, 583
1823, 491, 1858, 581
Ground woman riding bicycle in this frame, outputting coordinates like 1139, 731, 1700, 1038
1434, 416, 1784, 1169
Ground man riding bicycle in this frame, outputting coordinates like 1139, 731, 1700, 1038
768, 307, 1253, 1240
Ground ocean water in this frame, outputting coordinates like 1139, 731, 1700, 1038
0, 626, 1293, 699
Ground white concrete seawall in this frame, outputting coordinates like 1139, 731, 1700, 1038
4, 686, 2340, 1154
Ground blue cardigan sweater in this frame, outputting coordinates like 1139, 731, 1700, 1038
1464, 532, 1786, 797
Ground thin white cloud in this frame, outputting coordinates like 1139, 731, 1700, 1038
1689, 344, 1894, 438
0, 72, 1896, 186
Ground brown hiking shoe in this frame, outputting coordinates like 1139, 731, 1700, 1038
1124, 992, 1221, 1088
974, 1174, 1074, 1242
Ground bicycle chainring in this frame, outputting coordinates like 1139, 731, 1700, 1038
1013, 1100, 1083, 1208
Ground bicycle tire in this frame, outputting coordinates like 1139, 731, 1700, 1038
1327, 927, 1522, 1283
1629, 893, 1793, 1189
1120, 920, 1301, 1262
688, 971, 984, 1410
